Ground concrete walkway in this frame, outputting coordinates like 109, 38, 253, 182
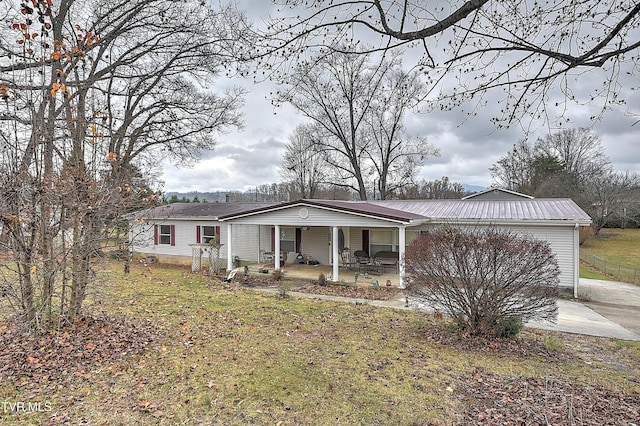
257, 278, 640, 341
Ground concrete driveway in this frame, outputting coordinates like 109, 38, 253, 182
580, 279, 640, 337
525, 279, 640, 341
260, 278, 640, 341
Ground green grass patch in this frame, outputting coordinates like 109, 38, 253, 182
613, 339, 640, 362
579, 263, 611, 280
580, 228, 640, 282
581, 228, 640, 269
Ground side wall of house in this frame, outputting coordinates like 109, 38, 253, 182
130, 220, 266, 265
507, 224, 576, 290
415, 223, 576, 290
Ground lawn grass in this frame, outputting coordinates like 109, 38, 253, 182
1, 263, 639, 424
581, 228, 640, 268
580, 228, 640, 282
579, 263, 611, 280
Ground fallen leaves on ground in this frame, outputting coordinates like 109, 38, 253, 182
418, 323, 571, 361
295, 282, 402, 300
454, 367, 640, 425
0, 314, 158, 388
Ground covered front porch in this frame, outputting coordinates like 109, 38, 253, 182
218, 200, 428, 289
242, 259, 404, 288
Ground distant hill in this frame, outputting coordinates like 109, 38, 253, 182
462, 184, 486, 193
165, 185, 487, 203
163, 191, 228, 203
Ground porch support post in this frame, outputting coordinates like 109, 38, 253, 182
398, 225, 406, 289
226, 223, 233, 271
274, 224, 281, 271
332, 226, 339, 282
573, 223, 579, 298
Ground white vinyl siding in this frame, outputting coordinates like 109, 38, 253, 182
509, 225, 575, 290
413, 223, 576, 290
301, 227, 330, 264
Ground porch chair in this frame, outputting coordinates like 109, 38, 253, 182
353, 250, 370, 272
340, 248, 352, 269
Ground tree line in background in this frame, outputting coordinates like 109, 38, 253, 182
490, 128, 640, 235
165, 175, 468, 204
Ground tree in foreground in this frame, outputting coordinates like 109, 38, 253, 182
245, 0, 639, 127
405, 226, 560, 338
0, 0, 243, 332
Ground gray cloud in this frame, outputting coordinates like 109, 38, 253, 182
162, 4, 639, 194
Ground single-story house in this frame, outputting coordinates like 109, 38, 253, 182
129, 190, 591, 297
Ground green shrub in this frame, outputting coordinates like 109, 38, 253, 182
493, 316, 523, 339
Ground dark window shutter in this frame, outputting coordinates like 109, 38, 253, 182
270, 227, 275, 252
196, 226, 201, 243
215, 226, 220, 239
170, 225, 176, 246
295, 228, 302, 253
154, 225, 158, 245
362, 230, 369, 256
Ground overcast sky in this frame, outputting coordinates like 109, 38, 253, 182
161, 2, 640, 194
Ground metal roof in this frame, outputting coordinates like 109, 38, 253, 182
216, 199, 425, 223
461, 187, 534, 200
370, 199, 591, 223
131, 198, 591, 225
132, 202, 276, 220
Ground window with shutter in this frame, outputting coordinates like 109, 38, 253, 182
158, 225, 173, 245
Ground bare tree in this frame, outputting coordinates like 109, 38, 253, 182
490, 129, 640, 234
535, 129, 612, 183
490, 128, 612, 197
244, 1, 639, 126
584, 171, 640, 236
279, 123, 327, 199
364, 68, 439, 199
275, 48, 437, 200
0, 0, 243, 331
489, 139, 537, 194
405, 226, 560, 337
398, 177, 465, 199
425, 177, 465, 199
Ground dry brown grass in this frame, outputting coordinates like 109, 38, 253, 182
0, 262, 638, 425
